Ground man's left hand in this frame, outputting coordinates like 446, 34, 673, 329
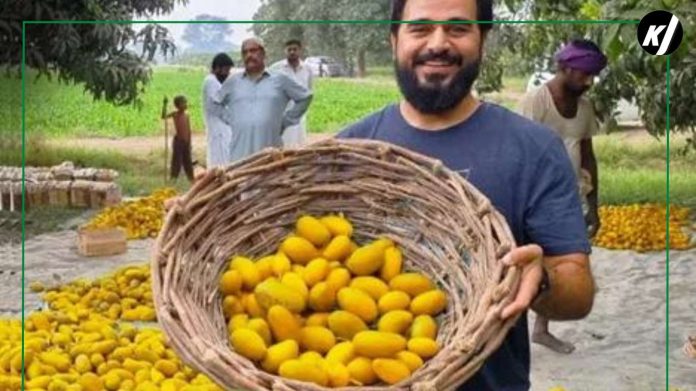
500, 244, 544, 320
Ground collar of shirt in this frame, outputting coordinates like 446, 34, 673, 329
282, 59, 305, 71
242, 69, 271, 81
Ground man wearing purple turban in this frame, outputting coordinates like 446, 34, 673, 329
518, 38, 607, 354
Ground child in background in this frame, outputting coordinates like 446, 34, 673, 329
162, 95, 194, 182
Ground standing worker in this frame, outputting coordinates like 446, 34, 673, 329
213, 37, 313, 162
276, 39, 314, 147
202, 53, 235, 168
162, 95, 194, 183
518, 39, 606, 354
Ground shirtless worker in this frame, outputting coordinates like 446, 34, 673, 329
162, 95, 194, 183
519, 39, 606, 354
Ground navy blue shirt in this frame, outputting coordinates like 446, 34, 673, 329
338, 102, 590, 391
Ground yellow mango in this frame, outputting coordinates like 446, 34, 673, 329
229, 256, 261, 290
306, 312, 330, 327
327, 361, 351, 387
103, 370, 121, 390
309, 282, 336, 312
254, 279, 306, 313
267, 305, 301, 342
280, 273, 309, 300
319, 215, 353, 237
347, 357, 377, 386
222, 295, 244, 318
337, 287, 378, 323
299, 351, 324, 366
328, 311, 368, 340
326, 268, 351, 291
154, 359, 178, 377
26, 375, 51, 388
396, 351, 424, 372
230, 328, 267, 361
322, 235, 353, 261
345, 244, 384, 276
242, 293, 265, 318
302, 258, 331, 286
228, 314, 249, 333
247, 318, 272, 346
39, 351, 71, 372
279, 359, 329, 387
261, 340, 299, 374
372, 358, 411, 385
389, 273, 434, 297
410, 289, 447, 316
353, 331, 407, 358
300, 326, 336, 354
411, 315, 438, 339
297, 215, 332, 247
219, 270, 243, 295
350, 276, 389, 300
280, 237, 319, 264
380, 247, 403, 282
378, 291, 411, 314
271, 253, 292, 276
378, 310, 413, 335
372, 237, 395, 251
407, 338, 439, 359
326, 341, 355, 365
74, 354, 92, 374
255, 255, 275, 280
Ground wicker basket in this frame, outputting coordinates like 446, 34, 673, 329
152, 139, 521, 391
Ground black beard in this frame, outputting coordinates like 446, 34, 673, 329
395, 55, 481, 114
215, 74, 226, 83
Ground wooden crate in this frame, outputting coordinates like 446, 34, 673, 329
77, 227, 127, 257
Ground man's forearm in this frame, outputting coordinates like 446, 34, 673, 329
531, 255, 594, 320
283, 96, 312, 128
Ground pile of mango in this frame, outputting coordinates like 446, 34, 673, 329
84, 188, 177, 240
594, 204, 693, 251
31, 265, 157, 323
0, 313, 223, 390
220, 214, 448, 387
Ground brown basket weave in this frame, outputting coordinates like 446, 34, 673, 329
152, 139, 521, 391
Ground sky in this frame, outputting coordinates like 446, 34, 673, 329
147, 0, 261, 48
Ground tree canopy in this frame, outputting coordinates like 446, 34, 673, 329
2, 0, 185, 106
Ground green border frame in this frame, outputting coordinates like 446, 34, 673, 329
20, 17, 674, 390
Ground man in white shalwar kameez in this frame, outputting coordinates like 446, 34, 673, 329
276, 39, 313, 147
202, 53, 235, 168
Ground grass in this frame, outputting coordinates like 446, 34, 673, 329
3, 67, 530, 138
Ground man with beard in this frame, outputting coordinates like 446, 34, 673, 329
276, 39, 313, 147
338, 0, 595, 389
518, 39, 606, 355
213, 37, 313, 162
202, 53, 234, 168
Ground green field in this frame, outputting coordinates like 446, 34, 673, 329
4, 67, 527, 138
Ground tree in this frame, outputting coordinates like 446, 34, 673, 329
181, 14, 236, 54
252, 0, 391, 77
490, 0, 696, 148
1, 0, 185, 106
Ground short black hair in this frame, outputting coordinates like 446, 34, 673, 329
390, 0, 493, 35
211, 53, 234, 70
285, 39, 302, 47
173, 95, 186, 107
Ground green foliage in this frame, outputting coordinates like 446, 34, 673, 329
1, 0, 185, 107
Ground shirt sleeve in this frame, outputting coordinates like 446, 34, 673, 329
517, 88, 547, 123
524, 136, 591, 256
281, 74, 313, 129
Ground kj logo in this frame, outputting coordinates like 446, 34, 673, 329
637, 10, 683, 55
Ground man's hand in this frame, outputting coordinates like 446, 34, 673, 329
500, 244, 544, 320
585, 207, 600, 239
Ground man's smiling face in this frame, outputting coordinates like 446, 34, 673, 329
392, 0, 485, 113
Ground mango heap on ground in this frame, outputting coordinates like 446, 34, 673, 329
593, 204, 693, 251
220, 214, 449, 387
84, 187, 177, 240
2, 263, 223, 390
